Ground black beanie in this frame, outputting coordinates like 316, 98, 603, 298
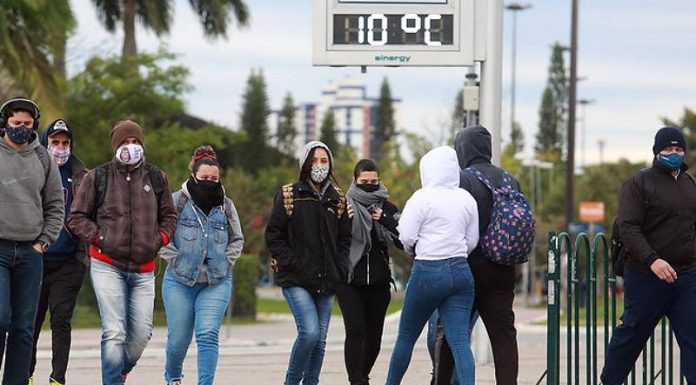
652, 126, 686, 155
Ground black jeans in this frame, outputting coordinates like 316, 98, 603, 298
336, 283, 391, 385
431, 253, 518, 385
29, 258, 86, 383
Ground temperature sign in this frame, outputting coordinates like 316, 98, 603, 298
314, 0, 475, 67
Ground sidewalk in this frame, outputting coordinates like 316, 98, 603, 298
27, 298, 549, 385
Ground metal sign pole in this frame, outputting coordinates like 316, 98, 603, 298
479, 0, 503, 166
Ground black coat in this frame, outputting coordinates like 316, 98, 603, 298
620, 163, 696, 274
265, 181, 352, 294
349, 200, 402, 287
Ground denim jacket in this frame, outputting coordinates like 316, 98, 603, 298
161, 187, 244, 287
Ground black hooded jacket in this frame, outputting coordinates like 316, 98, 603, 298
620, 161, 696, 274
454, 125, 522, 258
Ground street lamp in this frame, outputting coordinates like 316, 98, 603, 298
505, 3, 532, 142
578, 98, 595, 169
565, 0, 580, 231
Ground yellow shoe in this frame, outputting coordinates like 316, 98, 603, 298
48, 378, 64, 385
27, 377, 33, 385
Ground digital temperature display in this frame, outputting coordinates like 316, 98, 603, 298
333, 14, 454, 46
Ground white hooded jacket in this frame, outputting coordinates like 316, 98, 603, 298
397, 146, 479, 260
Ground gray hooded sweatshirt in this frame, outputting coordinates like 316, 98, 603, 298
0, 134, 64, 245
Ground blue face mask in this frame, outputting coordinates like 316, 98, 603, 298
658, 153, 684, 171
5, 124, 33, 145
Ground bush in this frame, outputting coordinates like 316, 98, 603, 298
232, 254, 260, 320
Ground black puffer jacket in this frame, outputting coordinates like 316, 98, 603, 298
620, 162, 696, 274
265, 181, 352, 294
350, 201, 402, 287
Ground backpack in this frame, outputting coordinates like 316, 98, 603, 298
94, 163, 165, 207
35, 146, 50, 177
610, 169, 695, 276
466, 167, 536, 266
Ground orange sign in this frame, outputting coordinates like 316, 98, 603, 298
579, 202, 605, 222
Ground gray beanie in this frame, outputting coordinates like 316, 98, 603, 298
299, 140, 334, 168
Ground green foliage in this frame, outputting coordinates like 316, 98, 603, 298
535, 43, 568, 161
319, 109, 340, 152
277, 92, 297, 158
511, 121, 524, 154
373, 77, 396, 160
663, 108, 696, 171
239, 69, 274, 174
232, 254, 260, 319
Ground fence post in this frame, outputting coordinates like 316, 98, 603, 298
547, 232, 560, 385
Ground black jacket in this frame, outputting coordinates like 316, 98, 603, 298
454, 125, 521, 261
350, 201, 402, 287
265, 180, 352, 294
620, 162, 696, 274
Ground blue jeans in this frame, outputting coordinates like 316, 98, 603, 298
282, 286, 334, 385
163, 270, 232, 385
601, 268, 696, 385
0, 241, 43, 385
426, 310, 479, 385
91, 259, 155, 385
386, 258, 475, 385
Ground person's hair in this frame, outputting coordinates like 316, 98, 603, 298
353, 158, 380, 180
299, 146, 339, 187
189, 145, 221, 174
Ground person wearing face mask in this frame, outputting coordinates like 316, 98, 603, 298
600, 126, 696, 385
159, 145, 244, 385
265, 140, 352, 385
67, 120, 177, 385
335, 159, 402, 385
0, 97, 64, 385
27, 119, 88, 385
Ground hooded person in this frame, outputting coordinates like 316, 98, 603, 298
28, 119, 89, 385
427, 125, 524, 385
0, 97, 64, 385
265, 140, 351, 385
384, 146, 479, 385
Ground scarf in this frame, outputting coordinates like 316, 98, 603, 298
346, 182, 391, 282
186, 176, 224, 215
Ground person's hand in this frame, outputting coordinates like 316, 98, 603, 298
347, 204, 355, 219
32, 243, 44, 254
371, 207, 383, 220
650, 258, 678, 283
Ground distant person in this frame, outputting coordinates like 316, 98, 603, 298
429, 125, 527, 385
67, 120, 177, 385
0, 97, 64, 385
600, 126, 696, 385
384, 146, 479, 385
336, 159, 402, 385
160, 145, 244, 385
265, 141, 351, 385
28, 119, 89, 385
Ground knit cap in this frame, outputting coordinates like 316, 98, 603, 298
110, 120, 145, 150
652, 126, 686, 155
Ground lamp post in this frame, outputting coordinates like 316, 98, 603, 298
578, 98, 595, 169
505, 3, 532, 141
565, 0, 580, 231
598, 139, 605, 165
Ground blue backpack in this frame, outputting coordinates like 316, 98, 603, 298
466, 167, 536, 266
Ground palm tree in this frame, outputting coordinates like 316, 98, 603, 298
0, 1, 76, 118
92, 0, 250, 59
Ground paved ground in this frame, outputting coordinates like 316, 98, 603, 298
25, 296, 550, 385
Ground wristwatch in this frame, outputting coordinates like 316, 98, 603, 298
37, 241, 49, 252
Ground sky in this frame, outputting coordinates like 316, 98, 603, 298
67, 0, 696, 166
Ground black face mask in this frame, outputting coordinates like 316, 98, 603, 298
5, 124, 33, 144
186, 176, 224, 215
356, 183, 380, 193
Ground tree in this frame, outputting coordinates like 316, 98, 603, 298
91, 0, 250, 59
277, 92, 297, 158
663, 108, 696, 170
450, 88, 464, 140
239, 69, 271, 173
319, 109, 340, 153
0, 1, 76, 118
535, 43, 567, 162
373, 77, 396, 160
511, 121, 524, 154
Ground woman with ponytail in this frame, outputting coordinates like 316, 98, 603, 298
160, 145, 244, 385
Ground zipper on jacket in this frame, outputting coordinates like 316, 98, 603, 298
127, 170, 133, 258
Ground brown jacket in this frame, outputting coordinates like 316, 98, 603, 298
67, 160, 177, 271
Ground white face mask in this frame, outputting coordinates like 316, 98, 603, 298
115, 143, 144, 165
48, 145, 71, 166
310, 163, 330, 184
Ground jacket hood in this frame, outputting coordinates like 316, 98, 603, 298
420, 146, 461, 188
454, 125, 492, 169
299, 140, 333, 168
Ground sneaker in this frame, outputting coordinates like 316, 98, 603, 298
168, 379, 182, 385
27, 377, 33, 385
49, 378, 64, 385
